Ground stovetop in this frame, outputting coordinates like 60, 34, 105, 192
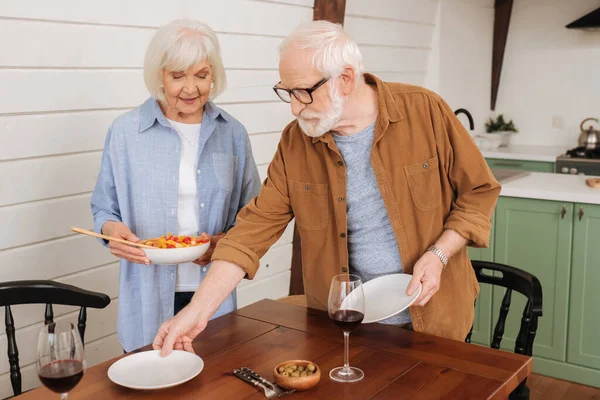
556, 147, 600, 175
561, 146, 600, 160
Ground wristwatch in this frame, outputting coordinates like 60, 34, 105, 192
427, 245, 449, 266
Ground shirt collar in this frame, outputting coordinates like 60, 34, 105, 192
311, 73, 403, 144
138, 97, 229, 133
364, 73, 403, 123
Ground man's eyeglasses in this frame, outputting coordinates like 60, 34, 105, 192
273, 77, 329, 104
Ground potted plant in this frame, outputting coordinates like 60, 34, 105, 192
485, 114, 518, 147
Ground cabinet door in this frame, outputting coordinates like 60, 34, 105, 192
568, 203, 600, 369
467, 213, 495, 346
486, 158, 555, 173
493, 197, 572, 361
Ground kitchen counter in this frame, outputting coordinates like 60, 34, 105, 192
500, 172, 600, 204
482, 144, 565, 162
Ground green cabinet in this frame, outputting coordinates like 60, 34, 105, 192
493, 197, 572, 362
568, 203, 600, 370
472, 196, 600, 387
486, 158, 554, 173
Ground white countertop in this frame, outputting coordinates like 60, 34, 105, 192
500, 172, 600, 205
482, 145, 565, 162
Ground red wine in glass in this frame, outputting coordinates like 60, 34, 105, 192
331, 310, 365, 333
37, 322, 85, 399
38, 360, 84, 394
328, 274, 365, 383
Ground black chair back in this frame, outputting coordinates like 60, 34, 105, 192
0, 280, 111, 397
466, 260, 543, 400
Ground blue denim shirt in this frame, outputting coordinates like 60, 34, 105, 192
91, 97, 261, 351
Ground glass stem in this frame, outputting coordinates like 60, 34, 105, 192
343, 331, 350, 370
61, 394, 68, 400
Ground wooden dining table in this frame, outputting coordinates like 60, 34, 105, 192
18, 299, 531, 399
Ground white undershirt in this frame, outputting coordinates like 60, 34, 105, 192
167, 118, 202, 292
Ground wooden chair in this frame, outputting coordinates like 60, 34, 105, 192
0, 280, 111, 396
277, 225, 308, 306
466, 260, 543, 400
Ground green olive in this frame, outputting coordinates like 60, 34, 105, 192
300, 371, 308, 377
307, 371, 313, 376
278, 366, 285, 373
297, 366, 305, 372
307, 363, 316, 372
291, 371, 300, 377
289, 364, 297, 371
281, 371, 289, 377
285, 367, 294, 374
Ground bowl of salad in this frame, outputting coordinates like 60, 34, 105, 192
140, 233, 211, 265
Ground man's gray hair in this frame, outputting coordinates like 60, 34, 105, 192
144, 19, 226, 103
279, 20, 364, 83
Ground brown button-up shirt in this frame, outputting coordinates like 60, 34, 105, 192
213, 73, 501, 341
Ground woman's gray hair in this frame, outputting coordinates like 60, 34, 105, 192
279, 20, 364, 84
144, 19, 227, 103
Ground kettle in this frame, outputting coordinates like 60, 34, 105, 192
578, 118, 600, 149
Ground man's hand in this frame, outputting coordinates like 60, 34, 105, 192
193, 232, 225, 266
102, 221, 149, 265
406, 251, 444, 307
152, 302, 207, 356
152, 260, 247, 356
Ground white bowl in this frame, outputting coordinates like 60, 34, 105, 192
474, 133, 503, 151
143, 241, 210, 265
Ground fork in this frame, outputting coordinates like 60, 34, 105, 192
232, 368, 295, 399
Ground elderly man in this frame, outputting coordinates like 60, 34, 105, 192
153, 21, 500, 354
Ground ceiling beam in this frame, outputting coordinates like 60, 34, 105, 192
491, 0, 514, 110
313, 0, 347, 25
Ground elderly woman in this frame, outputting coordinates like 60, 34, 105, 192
91, 19, 261, 352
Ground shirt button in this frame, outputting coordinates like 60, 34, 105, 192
340, 232, 346, 238
423, 162, 429, 169
200, 203, 205, 208
305, 185, 311, 190
337, 161, 343, 166
341, 267, 348, 273
338, 197, 345, 202
197, 169, 201, 174
202, 267, 207, 272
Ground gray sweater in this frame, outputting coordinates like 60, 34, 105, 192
333, 123, 411, 324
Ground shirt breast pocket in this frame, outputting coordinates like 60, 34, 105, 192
288, 180, 329, 231
404, 156, 442, 211
212, 153, 238, 192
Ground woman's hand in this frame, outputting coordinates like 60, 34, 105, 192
193, 232, 224, 266
102, 221, 150, 265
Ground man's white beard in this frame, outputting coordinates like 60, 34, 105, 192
298, 84, 345, 138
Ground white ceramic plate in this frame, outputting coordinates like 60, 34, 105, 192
342, 274, 422, 324
108, 350, 204, 390
143, 241, 210, 265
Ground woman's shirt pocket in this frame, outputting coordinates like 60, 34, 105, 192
212, 152, 238, 192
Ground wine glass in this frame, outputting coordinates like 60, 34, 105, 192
328, 274, 365, 383
37, 322, 85, 399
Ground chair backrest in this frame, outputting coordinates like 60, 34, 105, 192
466, 260, 543, 357
0, 280, 111, 397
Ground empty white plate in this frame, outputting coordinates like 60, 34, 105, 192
342, 274, 422, 324
108, 350, 204, 390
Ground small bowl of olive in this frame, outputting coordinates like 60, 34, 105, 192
273, 359, 321, 391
